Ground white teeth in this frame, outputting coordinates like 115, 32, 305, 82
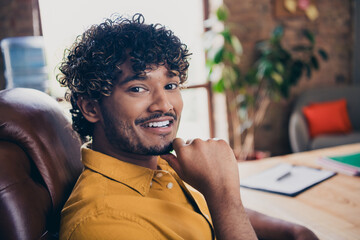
147, 120, 170, 128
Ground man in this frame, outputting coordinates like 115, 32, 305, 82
58, 13, 318, 240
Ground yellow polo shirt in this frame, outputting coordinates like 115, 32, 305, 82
60, 147, 214, 240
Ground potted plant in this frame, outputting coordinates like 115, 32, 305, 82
205, 5, 328, 160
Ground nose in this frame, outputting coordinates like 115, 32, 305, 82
148, 89, 173, 113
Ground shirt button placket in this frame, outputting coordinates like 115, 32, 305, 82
166, 182, 173, 189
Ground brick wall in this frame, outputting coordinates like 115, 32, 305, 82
223, 0, 354, 155
0, 0, 36, 89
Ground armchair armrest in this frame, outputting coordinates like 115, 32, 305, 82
289, 111, 310, 152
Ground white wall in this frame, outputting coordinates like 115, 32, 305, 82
39, 0, 213, 140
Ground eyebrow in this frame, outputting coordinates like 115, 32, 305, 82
118, 74, 148, 86
117, 69, 179, 86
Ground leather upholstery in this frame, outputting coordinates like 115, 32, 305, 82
0, 88, 83, 240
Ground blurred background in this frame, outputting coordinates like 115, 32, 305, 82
0, 0, 359, 159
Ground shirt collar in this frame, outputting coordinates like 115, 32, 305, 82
81, 146, 170, 196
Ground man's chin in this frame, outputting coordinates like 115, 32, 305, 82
141, 142, 174, 156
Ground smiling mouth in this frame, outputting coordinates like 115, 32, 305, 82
142, 120, 173, 128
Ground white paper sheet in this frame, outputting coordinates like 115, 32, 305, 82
240, 163, 336, 196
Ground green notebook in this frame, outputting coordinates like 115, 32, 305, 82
327, 153, 360, 168
318, 152, 360, 176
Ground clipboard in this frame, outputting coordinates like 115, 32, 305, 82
240, 163, 336, 197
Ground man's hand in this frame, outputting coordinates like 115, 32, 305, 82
161, 138, 318, 240
161, 138, 257, 240
161, 138, 240, 197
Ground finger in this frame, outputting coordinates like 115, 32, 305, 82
172, 138, 186, 151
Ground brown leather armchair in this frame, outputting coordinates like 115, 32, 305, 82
0, 88, 83, 239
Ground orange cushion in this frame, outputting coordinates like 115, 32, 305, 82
302, 99, 352, 138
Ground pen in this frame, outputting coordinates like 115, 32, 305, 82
276, 171, 292, 181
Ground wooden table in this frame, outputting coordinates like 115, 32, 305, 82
238, 143, 360, 240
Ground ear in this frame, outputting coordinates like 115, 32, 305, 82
77, 97, 101, 123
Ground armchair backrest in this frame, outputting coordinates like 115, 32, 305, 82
0, 88, 83, 239
289, 86, 360, 152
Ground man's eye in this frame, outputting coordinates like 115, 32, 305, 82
165, 83, 178, 90
129, 87, 146, 92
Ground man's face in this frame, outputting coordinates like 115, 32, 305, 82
99, 63, 183, 155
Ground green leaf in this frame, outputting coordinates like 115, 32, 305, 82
271, 72, 283, 84
255, 40, 268, 52
255, 63, 265, 79
272, 25, 284, 39
245, 68, 259, 85
233, 67, 243, 86
233, 65, 242, 78
224, 51, 236, 63
278, 82, 290, 98
221, 29, 232, 43
259, 60, 274, 78
303, 29, 315, 44
206, 59, 214, 68
310, 56, 319, 70
216, 5, 228, 21
304, 64, 312, 78
223, 66, 238, 85
213, 78, 225, 92
275, 62, 285, 73
231, 35, 243, 55
318, 49, 328, 60
214, 47, 225, 64
290, 60, 304, 84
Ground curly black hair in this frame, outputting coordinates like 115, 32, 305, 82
57, 13, 191, 139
